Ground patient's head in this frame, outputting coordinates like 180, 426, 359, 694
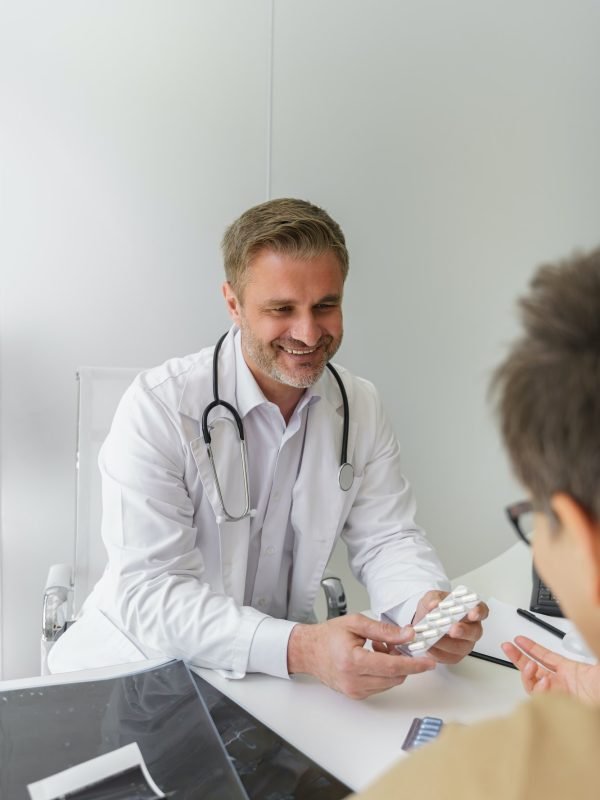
492, 246, 600, 651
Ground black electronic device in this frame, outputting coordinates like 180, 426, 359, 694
531, 565, 563, 617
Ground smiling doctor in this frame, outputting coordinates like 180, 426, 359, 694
49, 198, 487, 697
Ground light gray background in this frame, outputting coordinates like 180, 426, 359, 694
2, 0, 600, 678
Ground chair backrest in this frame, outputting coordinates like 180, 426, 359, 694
73, 367, 142, 613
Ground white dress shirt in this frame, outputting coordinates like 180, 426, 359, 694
233, 333, 320, 676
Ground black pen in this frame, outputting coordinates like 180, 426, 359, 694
516, 608, 566, 640
468, 650, 517, 670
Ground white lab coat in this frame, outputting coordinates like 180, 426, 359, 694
49, 328, 449, 676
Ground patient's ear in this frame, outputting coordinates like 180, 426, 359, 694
551, 493, 600, 604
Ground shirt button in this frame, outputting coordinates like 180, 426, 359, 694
272, 491, 281, 502
257, 598, 266, 608
265, 545, 275, 556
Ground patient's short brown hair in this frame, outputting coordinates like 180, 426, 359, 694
491, 247, 600, 520
222, 198, 349, 298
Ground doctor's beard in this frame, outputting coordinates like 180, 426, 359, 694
238, 321, 342, 389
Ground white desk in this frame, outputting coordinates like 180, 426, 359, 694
1, 544, 531, 793
193, 543, 530, 791
453, 540, 533, 607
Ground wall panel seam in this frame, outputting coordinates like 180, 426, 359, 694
266, 0, 274, 201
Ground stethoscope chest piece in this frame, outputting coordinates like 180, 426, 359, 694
338, 462, 354, 491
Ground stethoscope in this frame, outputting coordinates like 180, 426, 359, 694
201, 332, 354, 523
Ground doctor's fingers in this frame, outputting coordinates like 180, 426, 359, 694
372, 640, 432, 660
338, 674, 409, 700
427, 629, 481, 663
447, 618, 484, 644
466, 600, 489, 622
342, 613, 416, 646
353, 647, 436, 679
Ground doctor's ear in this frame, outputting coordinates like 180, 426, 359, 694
222, 281, 242, 323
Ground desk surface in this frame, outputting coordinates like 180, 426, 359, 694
194, 543, 531, 790
1, 544, 531, 793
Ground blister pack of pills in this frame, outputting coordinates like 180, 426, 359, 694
394, 585, 479, 656
401, 716, 444, 751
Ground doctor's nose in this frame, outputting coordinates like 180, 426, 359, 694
289, 314, 321, 347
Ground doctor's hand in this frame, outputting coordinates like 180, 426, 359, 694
502, 636, 600, 706
410, 590, 489, 665
287, 613, 435, 700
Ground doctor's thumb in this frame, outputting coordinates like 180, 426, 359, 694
347, 614, 414, 644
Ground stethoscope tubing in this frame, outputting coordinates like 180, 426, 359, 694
201, 331, 354, 522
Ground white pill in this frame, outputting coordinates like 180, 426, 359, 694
446, 604, 465, 616
438, 599, 454, 609
436, 616, 452, 628
462, 593, 478, 604
414, 623, 429, 633
452, 586, 468, 596
426, 610, 442, 621
421, 629, 439, 639
408, 641, 428, 652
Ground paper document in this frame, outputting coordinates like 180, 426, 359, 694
477, 598, 596, 665
27, 742, 164, 800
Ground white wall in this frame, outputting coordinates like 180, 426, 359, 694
2, 1, 600, 678
271, 0, 600, 582
0, 0, 272, 678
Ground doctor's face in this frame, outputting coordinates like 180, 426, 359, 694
223, 248, 344, 394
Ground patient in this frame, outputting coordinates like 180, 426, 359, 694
353, 246, 600, 799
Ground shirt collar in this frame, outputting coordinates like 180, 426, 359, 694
234, 330, 322, 419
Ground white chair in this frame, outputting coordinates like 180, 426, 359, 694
41, 367, 142, 673
41, 366, 353, 673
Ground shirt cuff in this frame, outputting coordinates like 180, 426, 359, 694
246, 617, 298, 679
381, 583, 449, 627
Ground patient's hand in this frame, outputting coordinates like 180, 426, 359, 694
502, 636, 600, 706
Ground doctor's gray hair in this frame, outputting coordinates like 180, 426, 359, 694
490, 246, 600, 521
222, 198, 349, 297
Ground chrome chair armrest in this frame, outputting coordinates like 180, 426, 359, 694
320, 575, 347, 619
42, 563, 73, 642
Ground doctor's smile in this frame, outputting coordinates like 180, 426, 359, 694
278, 342, 322, 356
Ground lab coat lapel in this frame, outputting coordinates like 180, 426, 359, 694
288, 372, 359, 619
183, 329, 251, 606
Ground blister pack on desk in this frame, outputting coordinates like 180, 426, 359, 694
401, 716, 444, 752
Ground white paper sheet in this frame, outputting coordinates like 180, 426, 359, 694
27, 742, 165, 800
477, 597, 596, 665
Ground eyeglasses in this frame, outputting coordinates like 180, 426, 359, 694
505, 500, 534, 546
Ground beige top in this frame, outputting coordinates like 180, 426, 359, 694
352, 693, 600, 800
